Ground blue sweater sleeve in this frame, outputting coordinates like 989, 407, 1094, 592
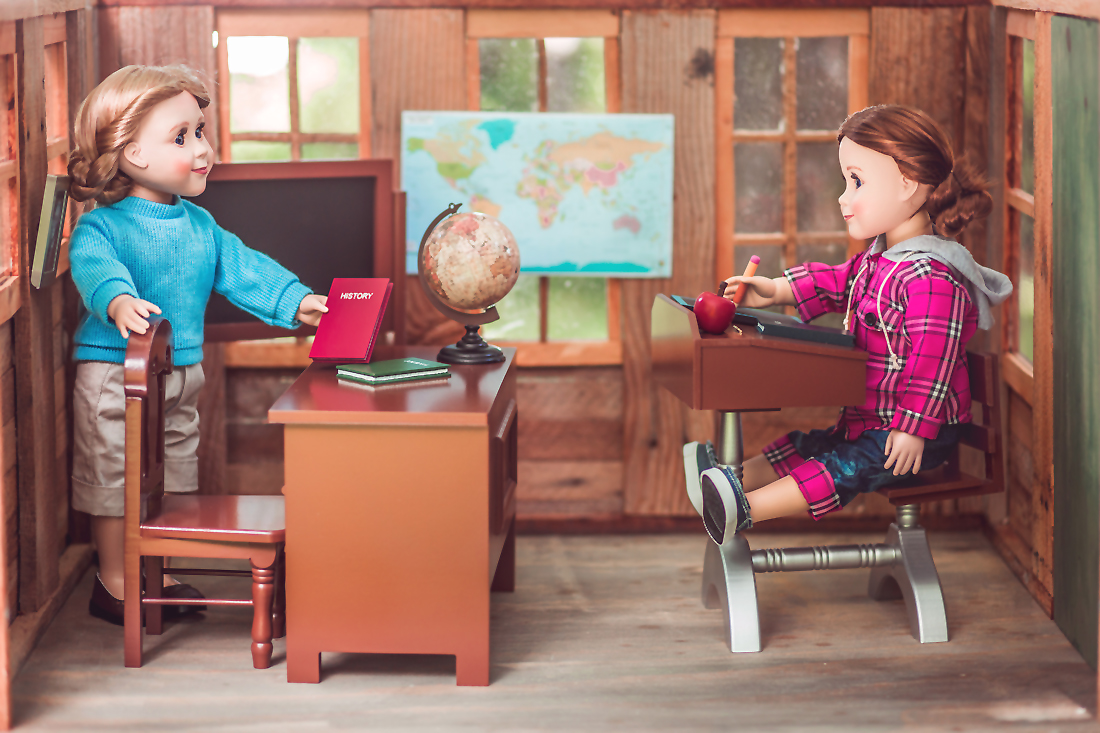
68, 212, 139, 326
208, 219, 312, 329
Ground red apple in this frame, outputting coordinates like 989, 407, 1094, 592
694, 291, 735, 334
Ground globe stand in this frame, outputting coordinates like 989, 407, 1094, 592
418, 203, 518, 367
437, 324, 505, 365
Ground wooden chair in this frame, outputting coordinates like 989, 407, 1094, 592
703, 351, 1003, 650
123, 316, 286, 669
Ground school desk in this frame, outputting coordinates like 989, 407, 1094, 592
651, 294, 868, 651
268, 347, 517, 685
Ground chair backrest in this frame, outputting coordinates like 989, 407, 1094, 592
879, 350, 1003, 504
123, 316, 174, 527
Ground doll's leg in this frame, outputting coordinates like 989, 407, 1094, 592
741, 455, 780, 493
91, 515, 125, 598
744, 475, 809, 522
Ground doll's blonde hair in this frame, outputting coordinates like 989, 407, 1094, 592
838, 105, 992, 240
68, 65, 210, 205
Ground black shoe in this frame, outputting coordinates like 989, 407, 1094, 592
162, 583, 207, 618
88, 573, 125, 626
700, 466, 752, 545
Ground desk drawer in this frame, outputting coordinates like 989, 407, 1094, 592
490, 399, 517, 534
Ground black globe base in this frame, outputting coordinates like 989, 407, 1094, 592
437, 325, 505, 365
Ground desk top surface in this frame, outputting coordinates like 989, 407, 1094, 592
268, 346, 515, 426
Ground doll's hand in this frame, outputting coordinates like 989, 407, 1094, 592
296, 294, 329, 327
721, 275, 777, 308
106, 294, 162, 339
883, 429, 925, 476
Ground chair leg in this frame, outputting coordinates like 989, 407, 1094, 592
251, 558, 276, 669
124, 551, 144, 668
701, 535, 761, 653
144, 556, 164, 635
272, 546, 286, 640
867, 505, 949, 643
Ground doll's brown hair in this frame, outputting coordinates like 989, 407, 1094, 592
68, 65, 211, 205
838, 105, 992, 240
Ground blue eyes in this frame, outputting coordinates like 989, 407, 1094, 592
174, 124, 205, 146
850, 173, 862, 189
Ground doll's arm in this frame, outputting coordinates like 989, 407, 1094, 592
210, 224, 313, 328
889, 271, 971, 440
68, 215, 141, 327
784, 252, 867, 322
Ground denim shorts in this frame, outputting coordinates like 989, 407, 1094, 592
763, 423, 964, 519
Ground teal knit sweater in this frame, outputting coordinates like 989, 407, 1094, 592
69, 196, 311, 366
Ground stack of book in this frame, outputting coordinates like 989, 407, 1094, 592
336, 357, 451, 386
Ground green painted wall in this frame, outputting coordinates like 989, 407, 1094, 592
1052, 14, 1100, 671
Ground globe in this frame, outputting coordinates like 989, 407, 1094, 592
417, 204, 521, 364
420, 211, 520, 314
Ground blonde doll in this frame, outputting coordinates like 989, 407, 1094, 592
67, 65, 328, 624
686, 105, 1012, 543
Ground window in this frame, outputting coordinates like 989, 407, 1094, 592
466, 10, 622, 365
216, 10, 371, 162
715, 10, 869, 321
0, 23, 16, 281
1005, 11, 1038, 370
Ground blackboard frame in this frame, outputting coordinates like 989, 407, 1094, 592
192, 159, 404, 344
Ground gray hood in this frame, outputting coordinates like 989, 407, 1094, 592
877, 234, 1013, 330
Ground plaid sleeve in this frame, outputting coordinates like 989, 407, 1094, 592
889, 266, 971, 440
784, 252, 866, 323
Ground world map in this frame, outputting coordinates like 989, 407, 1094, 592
401, 111, 674, 276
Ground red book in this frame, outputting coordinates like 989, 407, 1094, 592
309, 277, 392, 362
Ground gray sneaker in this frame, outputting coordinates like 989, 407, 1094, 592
682, 441, 719, 516
700, 465, 753, 545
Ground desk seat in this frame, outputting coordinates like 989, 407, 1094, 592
141, 495, 286, 544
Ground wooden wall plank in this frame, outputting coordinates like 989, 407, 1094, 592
620, 9, 716, 516
1050, 13, 1100, 671
14, 16, 59, 613
0, 0, 85, 24
96, 6, 217, 146
93, 0, 992, 9
369, 8, 466, 347
517, 460, 623, 518
1031, 8, 1056, 618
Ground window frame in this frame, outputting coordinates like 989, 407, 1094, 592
714, 8, 870, 290
215, 9, 372, 163
465, 9, 622, 368
1001, 8, 1052, 407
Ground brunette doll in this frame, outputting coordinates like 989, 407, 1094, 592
67, 65, 328, 623
685, 105, 1012, 543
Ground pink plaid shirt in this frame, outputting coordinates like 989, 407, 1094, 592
785, 240, 977, 441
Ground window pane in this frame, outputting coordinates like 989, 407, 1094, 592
481, 273, 539, 341
1021, 39, 1035, 195
735, 245, 783, 280
545, 38, 605, 113
734, 38, 784, 131
480, 38, 538, 112
301, 142, 358, 160
231, 141, 292, 162
796, 242, 848, 267
796, 37, 848, 131
734, 142, 784, 233
548, 277, 608, 341
298, 38, 359, 135
228, 37, 290, 133
1018, 212, 1034, 362
797, 142, 845, 232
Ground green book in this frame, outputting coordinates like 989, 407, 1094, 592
337, 357, 450, 384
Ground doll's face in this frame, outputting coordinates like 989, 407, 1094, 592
837, 137, 927, 241
119, 91, 213, 204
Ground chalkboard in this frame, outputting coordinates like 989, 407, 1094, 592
184, 159, 398, 341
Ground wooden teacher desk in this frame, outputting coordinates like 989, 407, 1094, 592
268, 347, 518, 686
651, 294, 867, 651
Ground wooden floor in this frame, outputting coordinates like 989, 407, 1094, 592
10, 531, 1099, 731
